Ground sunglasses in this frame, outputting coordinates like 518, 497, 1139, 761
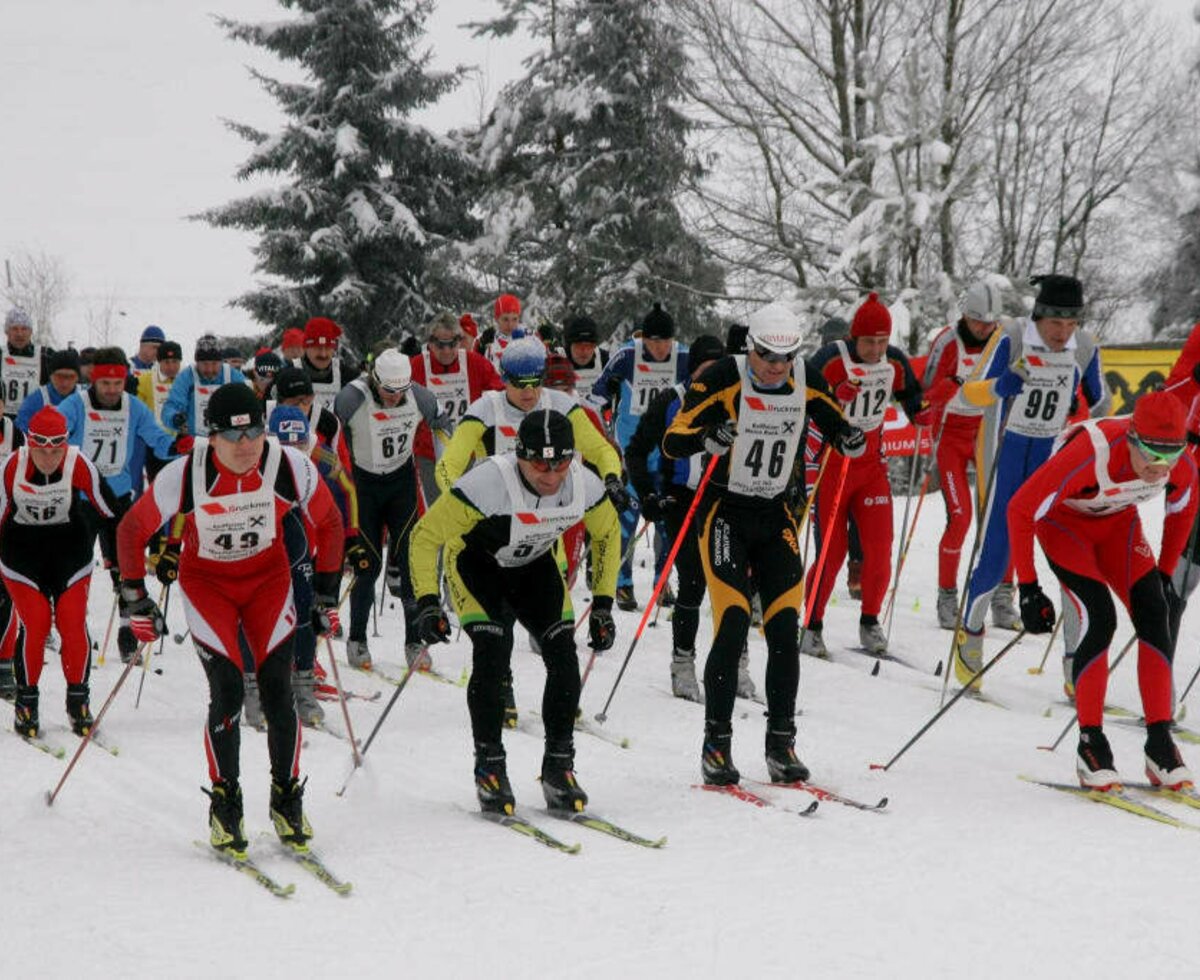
1130, 434, 1185, 466
507, 375, 545, 389
752, 343, 796, 364
526, 455, 573, 473
214, 425, 266, 443
28, 434, 68, 448
430, 338, 461, 350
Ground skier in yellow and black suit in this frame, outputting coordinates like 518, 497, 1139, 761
410, 409, 620, 816
663, 305, 862, 787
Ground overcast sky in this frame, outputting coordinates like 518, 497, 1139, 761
1, 0, 1195, 353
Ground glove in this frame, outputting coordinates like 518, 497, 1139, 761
155, 542, 180, 587
172, 412, 189, 435
120, 580, 166, 642
604, 475, 634, 513
910, 405, 936, 428
993, 366, 1026, 399
1018, 581, 1055, 634
834, 379, 860, 404
639, 492, 675, 522
171, 435, 195, 455
344, 536, 372, 573
311, 590, 340, 637
589, 605, 616, 651
414, 595, 451, 645
835, 426, 866, 458
702, 421, 738, 456
924, 377, 961, 407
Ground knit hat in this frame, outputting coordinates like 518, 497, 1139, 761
304, 317, 341, 347
459, 313, 479, 339
819, 316, 848, 344
4, 307, 32, 330
268, 405, 310, 446
725, 323, 749, 355
274, 366, 314, 400
516, 409, 575, 463
157, 341, 183, 361
27, 406, 68, 444
195, 338, 222, 362
253, 350, 284, 379
281, 328, 306, 349
543, 353, 577, 391
1031, 274, 1084, 320
850, 293, 892, 338
687, 335, 725, 374
642, 303, 675, 340
564, 315, 600, 347
494, 294, 521, 318
1132, 391, 1187, 447
205, 382, 264, 433
47, 349, 81, 376
140, 325, 165, 344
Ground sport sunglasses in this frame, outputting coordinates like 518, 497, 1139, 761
214, 425, 266, 443
752, 342, 796, 364
1130, 434, 1185, 465
28, 434, 69, 448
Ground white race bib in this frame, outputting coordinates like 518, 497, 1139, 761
359, 398, 420, 475
193, 365, 231, 436
310, 360, 341, 416
191, 438, 279, 561
83, 394, 130, 478
946, 336, 988, 418
493, 456, 585, 568
629, 339, 678, 416
3, 347, 41, 411
1006, 350, 1075, 438
12, 446, 77, 526
726, 357, 806, 498
1063, 422, 1165, 516
423, 351, 470, 461
837, 341, 893, 433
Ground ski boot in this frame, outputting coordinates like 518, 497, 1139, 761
541, 738, 588, 812
670, 648, 703, 703
13, 685, 38, 738
847, 559, 864, 600
990, 583, 1021, 630
1077, 726, 1120, 790
859, 618, 887, 655
765, 723, 810, 784
270, 776, 314, 847
736, 645, 756, 699
936, 587, 958, 630
953, 627, 983, 691
405, 642, 430, 671
242, 672, 266, 731
346, 638, 372, 669
701, 720, 740, 786
1145, 721, 1193, 790
614, 585, 638, 612
0, 658, 15, 702
502, 675, 518, 729
474, 742, 516, 814
204, 781, 247, 856
799, 626, 827, 659
291, 669, 325, 728
65, 683, 93, 737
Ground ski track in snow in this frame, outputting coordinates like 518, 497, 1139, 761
8, 500, 1200, 978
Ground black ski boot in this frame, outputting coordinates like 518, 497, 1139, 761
474, 742, 515, 814
270, 776, 314, 847
501, 675, 518, 730
702, 720, 740, 786
765, 723, 810, 783
14, 684, 38, 738
1145, 721, 1193, 790
0, 659, 14, 702
66, 683, 93, 737
204, 781, 247, 855
541, 738, 588, 812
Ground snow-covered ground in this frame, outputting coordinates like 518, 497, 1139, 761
7, 493, 1198, 978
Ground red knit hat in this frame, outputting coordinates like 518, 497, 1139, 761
459, 313, 479, 339
1132, 390, 1187, 445
850, 293, 892, 338
304, 317, 342, 347
28, 406, 68, 443
494, 294, 521, 318
282, 328, 305, 348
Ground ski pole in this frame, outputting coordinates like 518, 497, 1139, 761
135, 584, 169, 709
868, 629, 1026, 772
594, 455, 719, 723
796, 453, 852, 657
1037, 633, 1137, 752
324, 636, 362, 769
579, 518, 653, 692
882, 424, 929, 640
97, 594, 118, 667
335, 656, 423, 797
47, 641, 151, 806
1026, 615, 1063, 675
1170, 512, 1200, 719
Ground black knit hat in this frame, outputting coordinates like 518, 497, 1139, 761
564, 314, 600, 346
195, 338, 222, 362
204, 382, 263, 432
274, 366, 314, 399
157, 341, 183, 361
516, 409, 575, 463
641, 303, 675, 340
47, 349, 81, 375
687, 334, 725, 374
1031, 274, 1084, 320
725, 323, 749, 355
253, 350, 284, 379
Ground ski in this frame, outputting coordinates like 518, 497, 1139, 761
548, 810, 667, 848
1107, 716, 1200, 745
193, 841, 296, 898
307, 720, 359, 744
1051, 701, 1139, 719
693, 782, 819, 816
314, 683, 381, 703
1126, 782, 1200, 810
1018, 775, 1199, 830
278, 843, 353, 896
519, 708, 633, 750
416, 666, 469, 688
751, 779, 887, 812
479, 810, 582, 854
18, 732, 66, 759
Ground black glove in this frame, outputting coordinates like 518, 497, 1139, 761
1018, 582, 1055, 634
120, 580, 166, 641
702, 421, 737, 456
344, 536, 372, 573
172, 412, 189, 435
155, 542, 180, 587
414, 595, 451, 645
311, 588, 340, 637
604, 475, 634, 513
639, 492, 675, 522
589, 599, 616, 651
835, 426, 866, 458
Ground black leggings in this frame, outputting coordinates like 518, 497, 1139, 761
350, 467, 418, 641
662, 486, 707, 653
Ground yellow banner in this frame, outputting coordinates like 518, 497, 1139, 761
1100, 346, 1181, 416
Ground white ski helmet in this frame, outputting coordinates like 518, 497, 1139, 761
962, 280, 1002, 323
372, 348, 412, 393
747, 302, 804, 355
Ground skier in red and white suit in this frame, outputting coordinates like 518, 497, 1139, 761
117, 383, 344, 854
1008, 391, 1197, 790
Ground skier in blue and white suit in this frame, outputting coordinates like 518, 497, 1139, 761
951, 274, 1111, 689
591, 303, 690, 611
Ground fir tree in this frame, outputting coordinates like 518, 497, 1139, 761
468, 0, 722, 335
196, 0, 477, 353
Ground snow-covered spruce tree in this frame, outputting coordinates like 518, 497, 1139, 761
469, 0, 723, 335
195, 0, 477, 353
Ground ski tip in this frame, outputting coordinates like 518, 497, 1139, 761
619, 738, 631, 749
867, 763, 887, 771
799, 800, 819, 816
934, 660, 944, 677
876, 797, 889, 809
1035, 745, 1055, 753
1027, 667, 1044, 675
44, 789, 54, 807
870, 661, 881, 677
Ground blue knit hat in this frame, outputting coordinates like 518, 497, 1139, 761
268, 405, 310, 446
140, 325, 165, 344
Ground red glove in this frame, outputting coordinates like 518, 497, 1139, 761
835, 379, 859, 404
173, 435, 195, 455
923, 377, 960, 408
911, 405, 936, 428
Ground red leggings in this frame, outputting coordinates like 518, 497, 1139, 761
2, 574, 92, 687
936, 420, 978, 588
